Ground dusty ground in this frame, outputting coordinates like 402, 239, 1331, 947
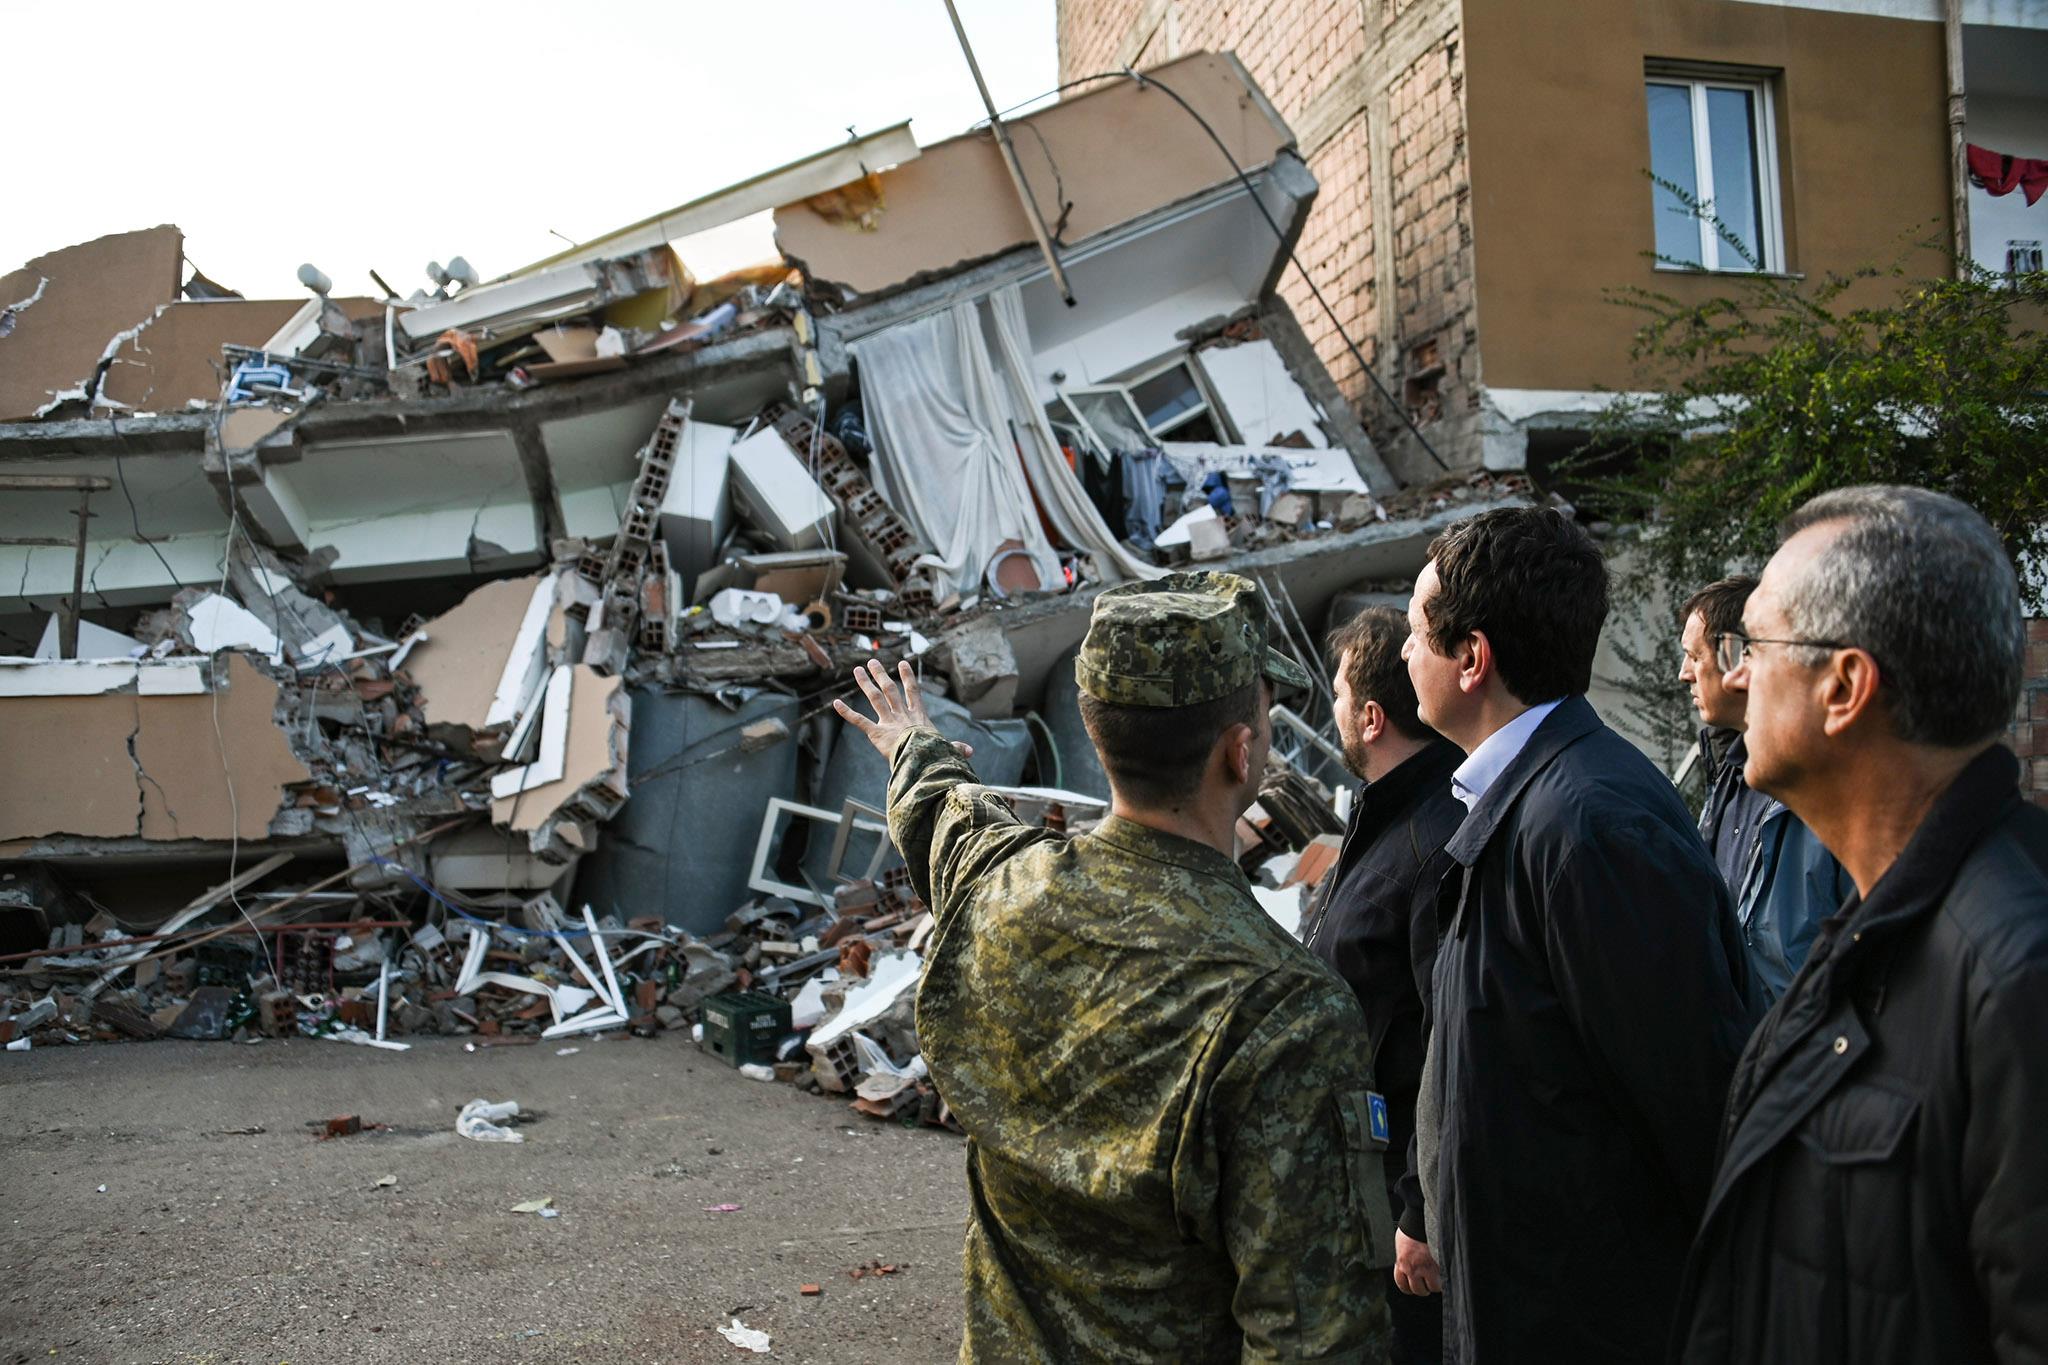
0, 1035, 970, 1364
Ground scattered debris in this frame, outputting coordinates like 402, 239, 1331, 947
374, 1174, 398, 1188
799, 1284, 822, 1297
456, 1098, 526, 1144
718, 1318, 773, 1354
703, 1203, 743, 1214
510, 1197, 554, 1214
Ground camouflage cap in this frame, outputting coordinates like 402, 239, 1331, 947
1075, 571, 1313, 707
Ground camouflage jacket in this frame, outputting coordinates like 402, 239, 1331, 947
888, 728, 1394, 1363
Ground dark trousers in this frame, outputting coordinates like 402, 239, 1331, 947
1384, 1268, 1444, 1365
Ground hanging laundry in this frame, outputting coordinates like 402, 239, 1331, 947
1121, 449, 1166, 551
1249, 454, 1296, 518
1201, 470, 1235, 517
1967, 143, 2048, 207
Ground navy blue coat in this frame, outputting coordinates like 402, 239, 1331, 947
1429, 697, 1760, 1365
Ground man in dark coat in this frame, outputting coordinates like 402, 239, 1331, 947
1672, 485, 2048, 1364
1400, 507, 1759, 1365
1303, 605, 1464, 1364
1683, 575, 1852, 1003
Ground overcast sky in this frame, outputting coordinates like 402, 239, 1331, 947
4, 0, 1059, 299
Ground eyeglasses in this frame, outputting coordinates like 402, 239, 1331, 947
1713, 632, 1858, 674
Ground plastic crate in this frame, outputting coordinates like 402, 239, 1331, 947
700, 990, 793, 1068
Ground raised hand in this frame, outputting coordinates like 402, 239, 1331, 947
831, 659, 971, 761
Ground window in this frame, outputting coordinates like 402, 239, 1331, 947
1645, 70, 1784, 272
1045, 358, 1229, 462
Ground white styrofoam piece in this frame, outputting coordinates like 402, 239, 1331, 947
1254, 884, 1305, 938
489, 665, 571, 800
292, 622, 355, 668
31, 615, 144, 660
183, 593, 283, 662
1153, 504, 1218, 548
0, 659, 139, 696
136, 663, 207, 696
484, 572, 558, 729
808, 949, 923, 1051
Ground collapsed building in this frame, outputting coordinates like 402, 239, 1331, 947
0, 55, 1531, 1093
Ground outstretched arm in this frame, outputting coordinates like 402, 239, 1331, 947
831, 659, 971, 761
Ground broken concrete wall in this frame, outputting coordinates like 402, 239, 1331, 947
773, 53, 1292, 300
402, 573, 550, 751
0, 226, 182, 420
0, 653, 312, 845
1056, 1, 1477, 480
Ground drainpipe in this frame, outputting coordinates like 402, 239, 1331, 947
940, 0, 1078, 306
1946, 0, 1971, 278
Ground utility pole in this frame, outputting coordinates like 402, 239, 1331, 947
940, 0, 1078, 306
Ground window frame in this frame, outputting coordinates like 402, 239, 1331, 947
1645, 67, 1786, 275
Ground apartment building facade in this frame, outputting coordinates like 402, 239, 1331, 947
1058, 0, 2048, 482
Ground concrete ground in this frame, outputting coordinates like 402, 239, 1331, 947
0, 1036, 970, 1364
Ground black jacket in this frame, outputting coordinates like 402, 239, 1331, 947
1429, 697, 1759, 1365
1672, 745, 2048, 1365
1303, 737, 1463, 1232
1698, 726, 1774, 894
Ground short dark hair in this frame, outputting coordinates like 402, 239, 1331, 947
1679, 575, 1759, 642
1328, 606, 1428, 740
1078, 679, 1262, 808
1779, 485, 2022, 746
1423, 507, 1608, 704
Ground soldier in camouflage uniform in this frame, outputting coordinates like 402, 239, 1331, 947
834, 571, 1395, 1363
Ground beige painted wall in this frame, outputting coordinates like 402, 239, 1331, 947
1462, 0, 1950, 394
774, 52, 1291, 297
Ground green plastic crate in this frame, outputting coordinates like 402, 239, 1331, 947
700, 990, 793, 1068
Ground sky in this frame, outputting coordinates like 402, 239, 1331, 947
3, 1, 1060, 299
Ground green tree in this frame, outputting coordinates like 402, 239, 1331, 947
1576, 232, 2048, 765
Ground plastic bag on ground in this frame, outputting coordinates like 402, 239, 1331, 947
457, 1097, 524, 1143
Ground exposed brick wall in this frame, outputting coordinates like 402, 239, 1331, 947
1381, 29, 1479, 477
2019, 617, 2048, 807
1057, 0, 1480, 482
1292, 113, 1376, 400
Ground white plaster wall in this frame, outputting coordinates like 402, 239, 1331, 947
1026, 277, 1248, 402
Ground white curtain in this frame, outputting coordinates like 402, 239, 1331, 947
984, 284, 1160, 583
851, 301, 1063, 599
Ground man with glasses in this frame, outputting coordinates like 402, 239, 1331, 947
1672, 485, 2048, 1364
1682, 577, 1850, 1001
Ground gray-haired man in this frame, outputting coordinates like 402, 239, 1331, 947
1672, 485, 2048, 1364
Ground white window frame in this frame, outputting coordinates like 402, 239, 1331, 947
1047, 355, 1239, 463
1647, 68, 1786, 274
1118, 356, 1233, 442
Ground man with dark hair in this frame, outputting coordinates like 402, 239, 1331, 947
1673, 485, 2048, 1365
835, 571, 1396, 1362
1681, 574, 1849, 1001
1401, 506, 1757, 1365
1304, 605, 1463, 1364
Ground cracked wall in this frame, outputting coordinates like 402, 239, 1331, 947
0, 654, 311, 845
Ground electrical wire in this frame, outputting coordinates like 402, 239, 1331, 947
977, 68, 1450, 472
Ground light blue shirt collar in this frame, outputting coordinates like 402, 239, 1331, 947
1451, 699, 1563, 810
